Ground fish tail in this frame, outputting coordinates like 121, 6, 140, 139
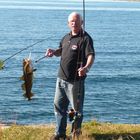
20, 75, 24, 81
23, 92, 34, 100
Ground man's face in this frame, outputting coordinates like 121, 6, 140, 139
68, 14, 83, 34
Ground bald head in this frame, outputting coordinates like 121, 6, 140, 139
68, 12, 83, 22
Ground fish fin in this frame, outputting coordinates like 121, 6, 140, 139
21, 83, 26, 91
23, 93, 27, 98
20, 75, 24, 80
33, 68, 37, 72
23, 92, 34, 97
23, 92, 34, 100
30, 92, 34, 97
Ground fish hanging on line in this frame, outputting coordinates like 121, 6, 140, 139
20, 57, 36, 101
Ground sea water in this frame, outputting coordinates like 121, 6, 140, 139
0, 0, 140, 124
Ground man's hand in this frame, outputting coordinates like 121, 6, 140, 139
45, 49, 55, 57
78, 67, 88, 77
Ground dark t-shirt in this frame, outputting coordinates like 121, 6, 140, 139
58, 30, 95, 82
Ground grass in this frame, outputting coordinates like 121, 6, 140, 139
1, 121, 140, 140
83, 121, 140, 140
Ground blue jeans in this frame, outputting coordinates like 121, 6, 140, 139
54, 78, 85, 136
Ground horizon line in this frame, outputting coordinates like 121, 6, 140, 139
0, 5, 140, 11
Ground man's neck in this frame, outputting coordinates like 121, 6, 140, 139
71, 31, 78, 36
71, 29, 83, 36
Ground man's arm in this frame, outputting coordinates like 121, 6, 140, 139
78, 54, 95, 76
84, 54, 95, 72
45, 48, 62, 57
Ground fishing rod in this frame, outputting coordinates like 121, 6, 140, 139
83, 0, 85, 33
68, 0, 86, 138
35, 48, 61, 63
0, 38, 49, 69
35, 56, 47, 63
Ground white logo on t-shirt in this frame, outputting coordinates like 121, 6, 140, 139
71, 45, 78, 50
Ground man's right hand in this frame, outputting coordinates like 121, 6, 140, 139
45, 49, 55, 57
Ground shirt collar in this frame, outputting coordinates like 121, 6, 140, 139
69, 29, 84, 38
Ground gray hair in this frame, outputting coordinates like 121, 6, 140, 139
68, 12, 83, 22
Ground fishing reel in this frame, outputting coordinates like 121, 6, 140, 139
68, 108, 81, 122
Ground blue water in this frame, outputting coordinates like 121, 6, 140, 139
0, 1, 140, 125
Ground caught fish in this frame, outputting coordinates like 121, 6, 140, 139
20, 58, 36, 100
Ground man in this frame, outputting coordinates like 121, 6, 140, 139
46, 12, 95, 140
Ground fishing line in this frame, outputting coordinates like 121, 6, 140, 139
0, 38, 50, 69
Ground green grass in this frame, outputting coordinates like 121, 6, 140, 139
83, 121, 140, 140
1, 121, 140, 140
